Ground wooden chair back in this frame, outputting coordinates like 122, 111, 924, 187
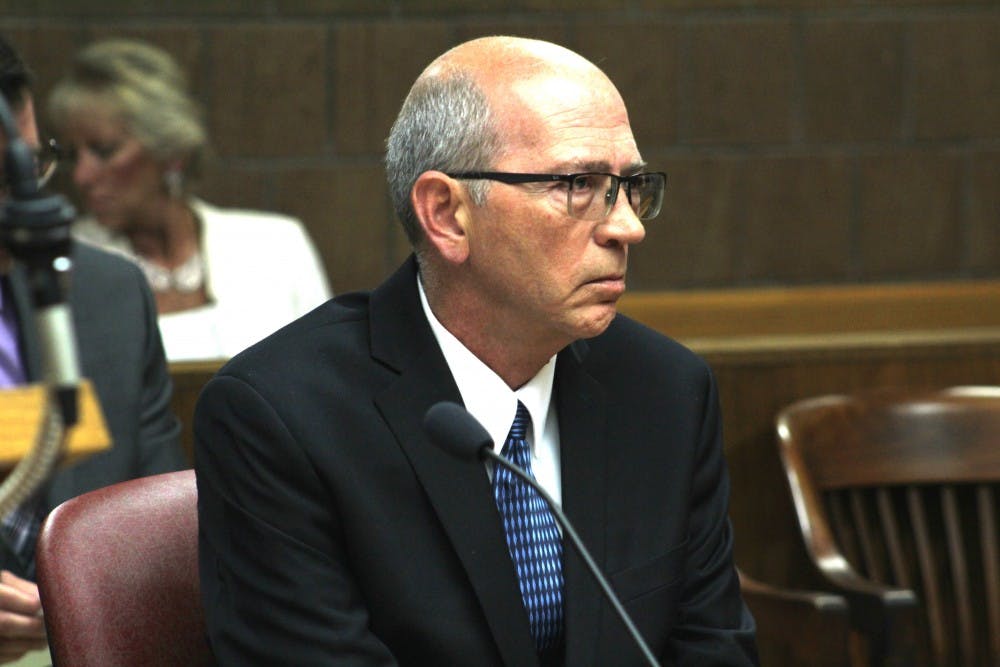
777, 386, 1000, 667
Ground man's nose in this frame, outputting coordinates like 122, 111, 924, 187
596, 193, 646, 247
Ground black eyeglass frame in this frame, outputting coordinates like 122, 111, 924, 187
36, 138, 69, 188
445, 170, 667, 221
0, 138, 67, 195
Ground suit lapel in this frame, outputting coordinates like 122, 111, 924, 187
5, 263, 42, 381
555, 340, 610, 665
369, 258, 540, 667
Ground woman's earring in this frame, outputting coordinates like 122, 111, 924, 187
164, 168, 184, 199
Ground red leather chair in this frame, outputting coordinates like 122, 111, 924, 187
35, 469, 212, 666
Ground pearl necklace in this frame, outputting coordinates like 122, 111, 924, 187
132, 250, 206, 293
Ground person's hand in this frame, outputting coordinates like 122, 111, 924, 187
0, 570, 46, 663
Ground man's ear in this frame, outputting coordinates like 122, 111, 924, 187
411, 171, 472, 265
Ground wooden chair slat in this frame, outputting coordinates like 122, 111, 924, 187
976, 485, 1000, 663
908, 486, 947, 665
852, 489, 885, 583
878, 488, 911, 588
941, 486, 974, 665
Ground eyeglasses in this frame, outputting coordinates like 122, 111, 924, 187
0, 138, 67, 197
446, 171, 667, 221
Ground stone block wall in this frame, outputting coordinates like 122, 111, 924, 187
2, 1, 996, 293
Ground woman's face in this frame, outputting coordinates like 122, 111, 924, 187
62, 110, 165, 232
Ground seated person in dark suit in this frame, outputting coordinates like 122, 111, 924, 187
195, 36, 758, 665
0, 34, 185, 664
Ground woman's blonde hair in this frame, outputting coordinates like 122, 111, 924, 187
48, 39, 207, 180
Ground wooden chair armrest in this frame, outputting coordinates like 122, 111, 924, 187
739, 569, 851, 667
807, 557, 922, 666
781, 440, 924, 665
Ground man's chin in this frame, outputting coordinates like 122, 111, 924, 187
572, 304, 618, 340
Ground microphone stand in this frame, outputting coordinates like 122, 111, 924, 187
480, 448, 662, 667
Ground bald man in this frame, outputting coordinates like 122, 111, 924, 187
195, 37, 758, 666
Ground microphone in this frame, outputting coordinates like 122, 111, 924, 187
0, 92, 80, 426
423, 401, 662, 667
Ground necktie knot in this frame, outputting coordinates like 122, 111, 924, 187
508, 401, 530, 441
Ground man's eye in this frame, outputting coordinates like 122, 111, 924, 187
570, 175, 595, 191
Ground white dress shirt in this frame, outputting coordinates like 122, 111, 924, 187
418, 278, 562, 505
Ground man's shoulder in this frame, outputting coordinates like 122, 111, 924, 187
72, 239, 143, 282
221, 289, 373, 370
70, 240, 150, 312
69, 242, 155, 338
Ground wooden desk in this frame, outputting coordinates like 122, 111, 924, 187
169, 360, 223, 465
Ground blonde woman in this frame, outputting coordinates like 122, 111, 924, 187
48, 39, 331, 361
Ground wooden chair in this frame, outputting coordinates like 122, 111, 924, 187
35, 470, 212, 667
776, 386, 1000, 666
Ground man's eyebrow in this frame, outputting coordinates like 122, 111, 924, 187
622, 160, 648, 176
552, 159, 649, 174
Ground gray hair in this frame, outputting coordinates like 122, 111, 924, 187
385, 70, 502, 248
48, 39, 207, 180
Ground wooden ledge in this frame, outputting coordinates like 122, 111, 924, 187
618, 280, 1000, 341
684, 326, 1000, 362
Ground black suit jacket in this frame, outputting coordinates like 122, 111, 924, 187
195, 257, 757, 666
3, 241, 185, 576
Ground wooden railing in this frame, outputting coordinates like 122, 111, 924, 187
618, 279, 1000, 342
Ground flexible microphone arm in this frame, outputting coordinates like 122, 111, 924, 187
424, 401, 662, 667
0, 91, 79, 516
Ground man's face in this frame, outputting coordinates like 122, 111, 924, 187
0, 92, 42, 195
14, 93, 39, 149
0, 93, 41, 267
462, 69, 646, 352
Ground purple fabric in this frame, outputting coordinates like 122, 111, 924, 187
0, 275, 39, 575
0, 276, 26, 388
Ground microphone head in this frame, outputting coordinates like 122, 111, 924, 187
423, 401, 493, 461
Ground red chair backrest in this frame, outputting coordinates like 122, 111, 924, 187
35, 469, 212, 666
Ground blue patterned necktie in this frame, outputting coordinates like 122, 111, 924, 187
492, 401, 564, 650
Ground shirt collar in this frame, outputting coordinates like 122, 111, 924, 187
418, 275, 556, 453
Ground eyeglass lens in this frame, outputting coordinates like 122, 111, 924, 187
567, 173, 664, 221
